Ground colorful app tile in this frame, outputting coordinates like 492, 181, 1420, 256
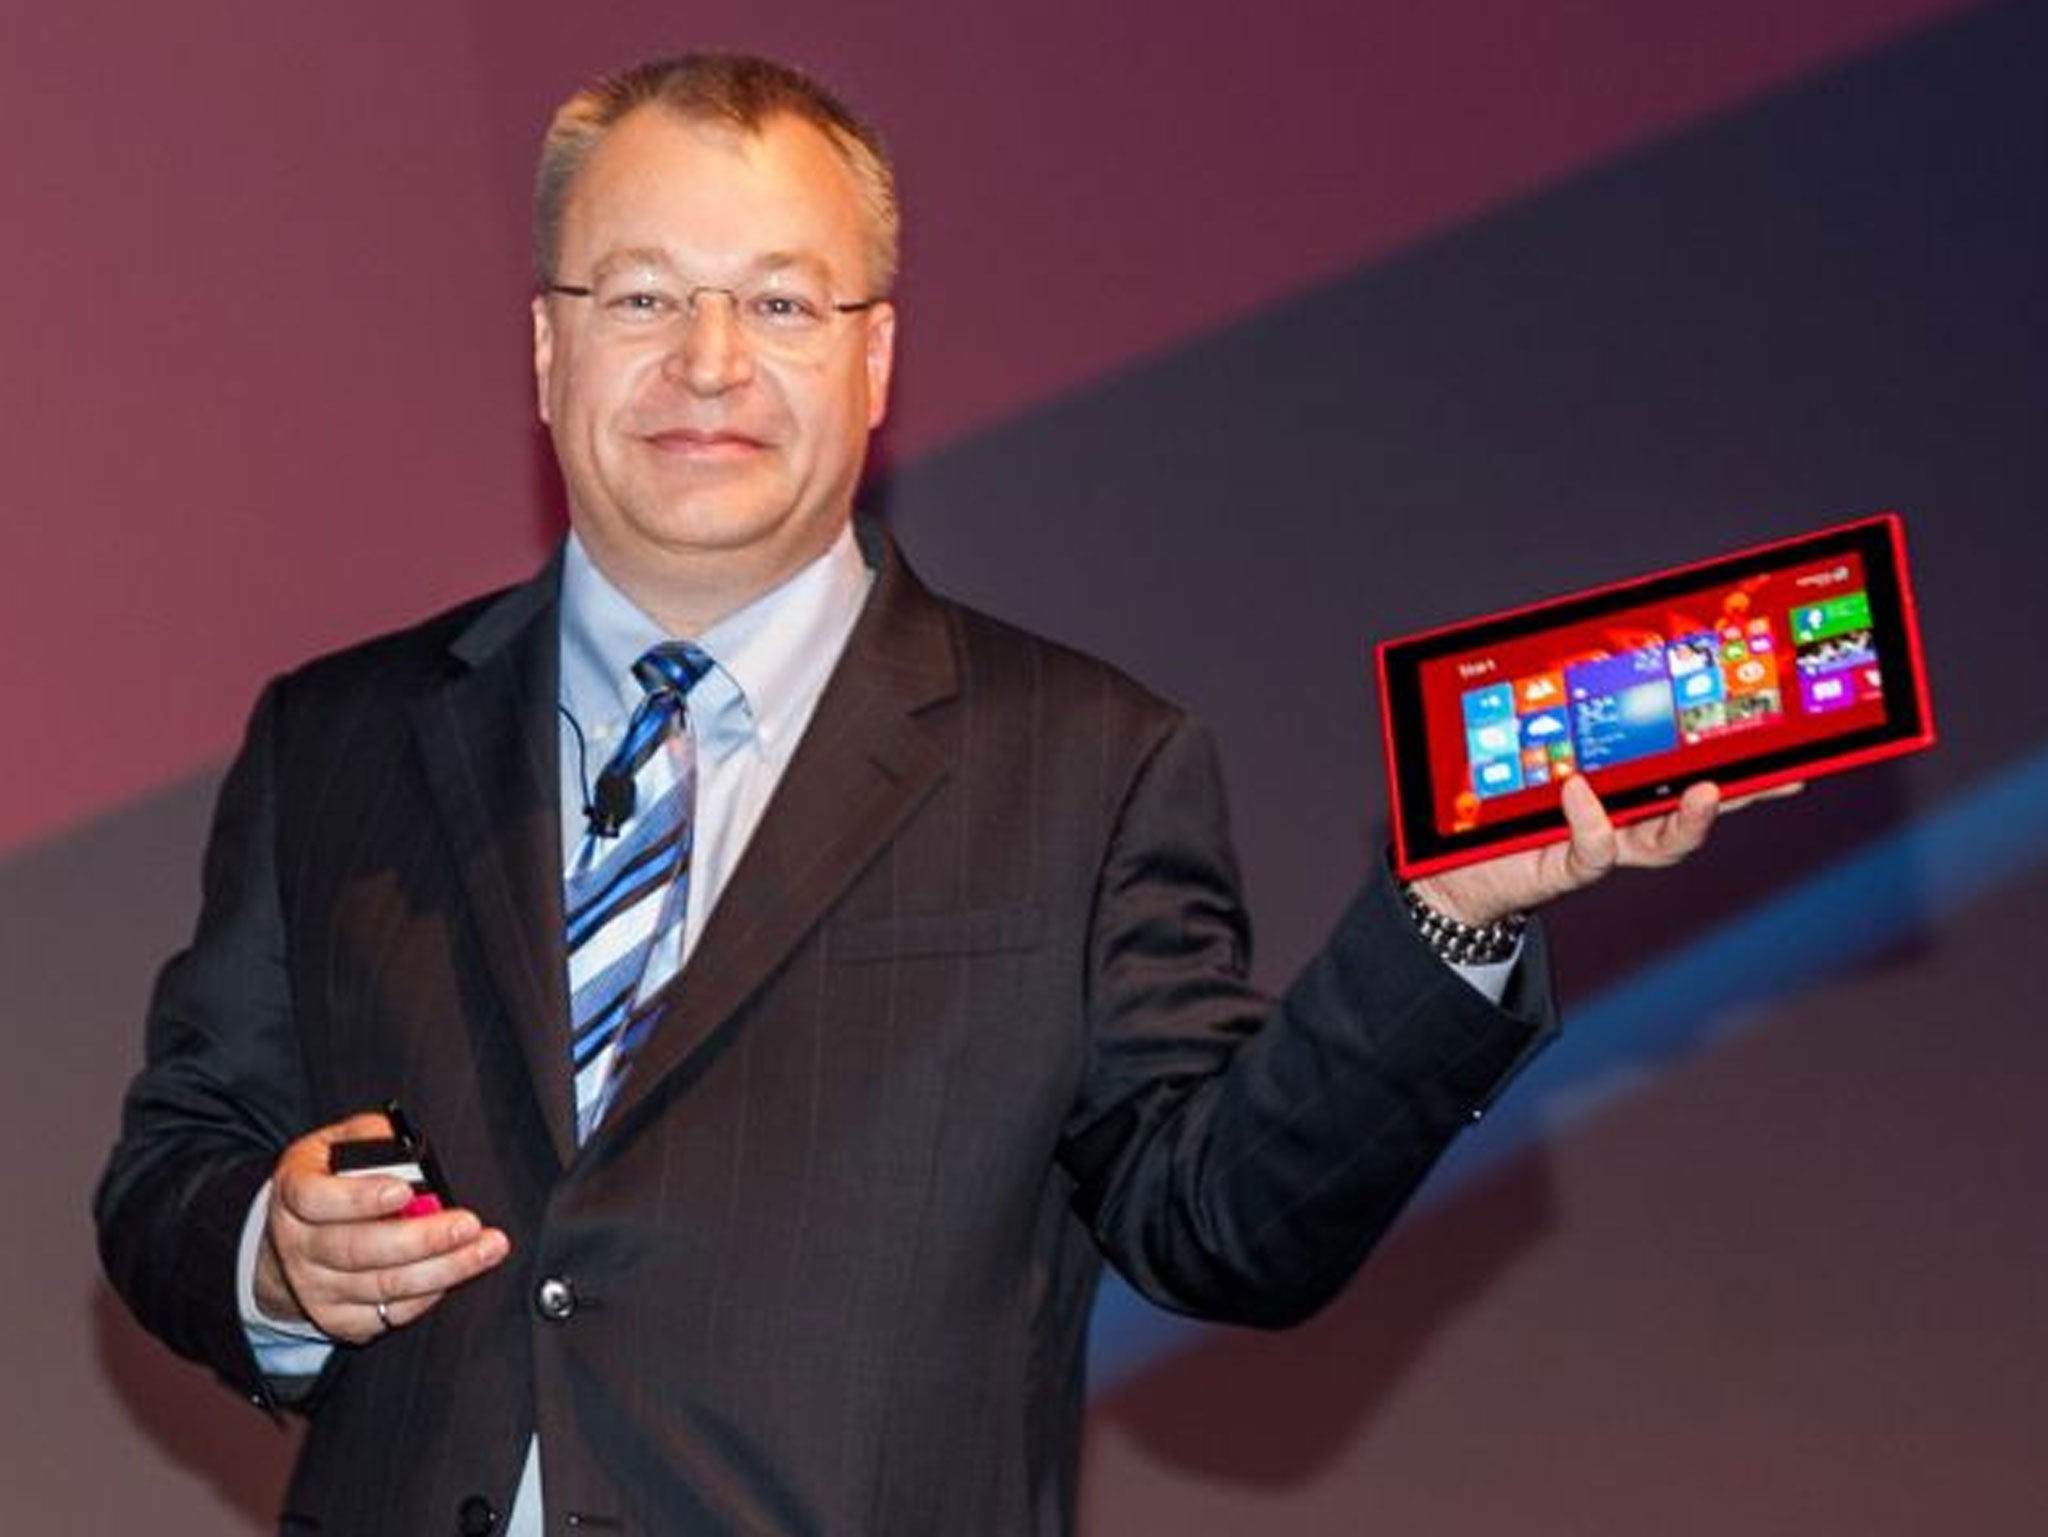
1799, 669, 1858, 714
1678, 700, 1728, 744
1792, 591, 1874, 646
1471, 753, 1525, 799
1795, 628, 1877, 680
1726, 690, 1783, 728
1666, 634, 1716, 680
1567, 649, 1680, 772
1727, 651, 1781, 697
1519, 706, 1571, 751
1673, 661, 1725, 709
1462, 681, 1522, 788
1462, 683, 1514, 730
1467, 720, 1517, 761
1514, 670, 1567, 712
1667, 635, 1720, 745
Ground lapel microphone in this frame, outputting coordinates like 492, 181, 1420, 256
589, 766, 636, 839
559, 704, 635, 840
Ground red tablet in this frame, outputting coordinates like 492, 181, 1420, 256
1376, 513, 1935, 878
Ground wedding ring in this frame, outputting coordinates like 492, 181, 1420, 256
375, 1300, 393, 1330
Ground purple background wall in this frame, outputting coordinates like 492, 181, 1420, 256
8, 1, 2044, 1529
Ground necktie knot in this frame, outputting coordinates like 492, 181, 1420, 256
632, 640, 715, 702
607, 642, 714, 787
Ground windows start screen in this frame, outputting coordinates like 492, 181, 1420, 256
1432, 560, 1885, 834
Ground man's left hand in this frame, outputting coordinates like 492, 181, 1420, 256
1411, 774, 1733, 927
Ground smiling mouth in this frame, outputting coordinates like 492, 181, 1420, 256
642, 426, 767, 455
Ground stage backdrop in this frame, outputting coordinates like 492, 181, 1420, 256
5, 1, 2043, 1531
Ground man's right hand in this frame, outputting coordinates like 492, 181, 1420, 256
254, 1111, 511, 1344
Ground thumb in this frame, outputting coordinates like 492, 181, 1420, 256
1558, 774, 1619, 887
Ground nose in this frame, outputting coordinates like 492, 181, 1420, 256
669, 286, 753, 393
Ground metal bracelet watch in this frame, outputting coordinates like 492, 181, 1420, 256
1399, 880, 1527, 966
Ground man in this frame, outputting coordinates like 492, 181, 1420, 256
98, 52, 1724, 1536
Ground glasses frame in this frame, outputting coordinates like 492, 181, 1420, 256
544, 281, 887, 350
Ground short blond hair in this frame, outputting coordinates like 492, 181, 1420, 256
534, 52, 900, 296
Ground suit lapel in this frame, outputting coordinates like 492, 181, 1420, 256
410, 558, 579, 1169
593, 528, 959, 1139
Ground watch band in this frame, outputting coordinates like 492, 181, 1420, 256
1399, 880, 1527, 966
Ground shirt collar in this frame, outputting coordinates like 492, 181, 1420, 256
559, 524, 872, 765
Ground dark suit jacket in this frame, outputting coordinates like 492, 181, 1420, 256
98, 526, 1555, 1536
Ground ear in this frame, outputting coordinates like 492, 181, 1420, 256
531, 295, 556, 426
863, 302, 896, 431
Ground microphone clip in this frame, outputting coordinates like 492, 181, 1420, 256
588, 766, 636, 839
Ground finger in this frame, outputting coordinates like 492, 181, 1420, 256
368, 1227, 513, 1312
366, 1294, 438, 1334
324, 1109, 400, 1142
310, 1290, 425, 1345
282, 1221, 511, 1341
274, 1112, 415, 1224
1617, 782, 1720, 868
1558, 774, 1618, 884
1663, 780, 1721, 851
295, 1206, 488, 1277
1723, 780, 1806, 813
278, 1163, 417, 1225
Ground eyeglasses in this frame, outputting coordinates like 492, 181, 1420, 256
545, 272, 886, 359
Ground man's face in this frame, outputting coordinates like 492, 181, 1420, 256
533, 106, 894, 624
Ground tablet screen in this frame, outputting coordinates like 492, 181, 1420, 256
1377, 514, 1934, 877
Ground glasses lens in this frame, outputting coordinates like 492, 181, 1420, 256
581, 273, 846, 356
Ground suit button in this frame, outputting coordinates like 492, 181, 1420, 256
456, 1494, 499, 1535
535, 1275, 577, 1321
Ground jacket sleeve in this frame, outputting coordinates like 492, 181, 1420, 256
95, 680, 316, 1406
1060, 714, 1556, 1326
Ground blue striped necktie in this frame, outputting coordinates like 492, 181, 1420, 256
564, 641, 714, 1140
